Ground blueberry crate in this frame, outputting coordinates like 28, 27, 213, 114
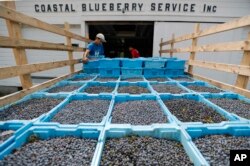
121, 59, 143, 68
166, 60, 186, 69
0, 125, 102, 163
94, 126, 207, 166
149, 81, 191, 94
40, 94, 113, 126
165, 69, 184, 76
202, 93, 250, 121
144, 59, 166, 68
117, 82, 152, 94
169, 75, 196, 82
67, 73, 97, 82
42, 81, 85, 93
180, 82, 226, 94
99, 68, 120, 77
144, 68, 165, 77
78, 81, 117, 94
99, 59, 120, 68
0, 93, 68, 122
185, 124, 250, 166
83, 67, 99, 74
106, 94, 175, 127
83, 60, 100, 68
159, 93, 237, 125
0, 121, 32, 152
121, 67, 143, 76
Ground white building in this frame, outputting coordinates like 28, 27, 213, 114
0, 0, 250, 89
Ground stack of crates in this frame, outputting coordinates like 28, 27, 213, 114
121, 59, 143, 76
143, 59, 166, 77
82, 60, 100, 74
165, 59, 186, 76
99, 58, 120, 77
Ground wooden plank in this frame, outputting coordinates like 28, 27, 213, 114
161, 40, 249, 53
64, 22, 74, 73
235, 32, 250, 88
170, 34, 175, 57
162, 15, 250, 45
0, 70, 81, 107
0, 5, 91, 43
159, 38, 163, 56
188, 60, 250, 76
190, 73, 250, 98
0, 59, 81, 79
188, 23, 200, 74
0, 36, 85, 52
4, 1, 32, 89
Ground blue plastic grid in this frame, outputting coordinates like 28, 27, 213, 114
0, 58, 249, 165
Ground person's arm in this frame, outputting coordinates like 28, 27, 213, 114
83, 49, 90, 62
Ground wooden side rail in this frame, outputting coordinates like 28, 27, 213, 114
0, 2, 90, 92
159, 15, 250, 97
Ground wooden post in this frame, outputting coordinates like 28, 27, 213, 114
3, 1, 32, 89
159, 38, 163, 57
64, 22, 74, 73
235, 32, 250, 88
170, 33, 175, 58
188, 23, 200, 74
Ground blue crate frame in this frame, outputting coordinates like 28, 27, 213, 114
39, 94, 114, 127
159, 94, 238, 125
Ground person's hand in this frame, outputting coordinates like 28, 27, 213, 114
82, 57, 89, 63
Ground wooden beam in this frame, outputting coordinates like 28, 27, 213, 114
235, 32, 250, 88
188, 60, 250, 76
190, 73, 250, 98
0, 70, 81, 107
0, 59, 81, 79
0, 5, 91, 43
161, 15, 250, 45
188, 23, 200, 74
64, 22, 74, 73
159, 38, 163, 57
4, 1, 32, 89
161, 40, 249, 53
0, 36, 85, 52
170, 34, 175, 57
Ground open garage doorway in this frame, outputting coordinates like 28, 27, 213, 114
88, 22, 154, 58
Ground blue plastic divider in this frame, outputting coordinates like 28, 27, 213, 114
159, 93, 237, 125
0, 121, 32, 152
40, 94, 113, 126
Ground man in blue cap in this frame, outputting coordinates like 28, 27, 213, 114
82, 33, 106, 63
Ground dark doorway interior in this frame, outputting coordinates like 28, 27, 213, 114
88, 22, 154, 58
